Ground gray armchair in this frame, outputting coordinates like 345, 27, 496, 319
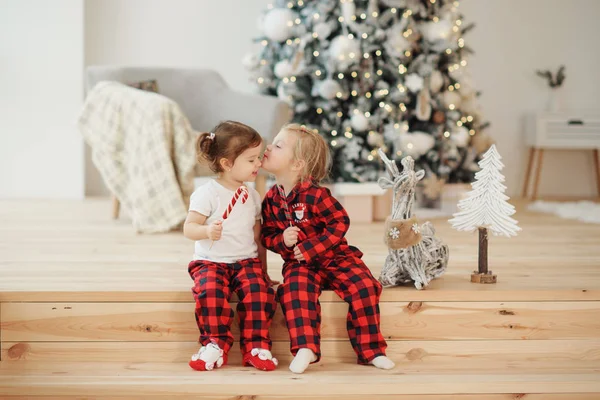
85, 66, 291, 217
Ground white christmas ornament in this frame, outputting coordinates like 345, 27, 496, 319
316, 79, 343, 100
400, 131, 435, 157
451, 126, 470, 148
274, 60, 294, 78
405, 73, 424, 93
313, 21, 334, 40
449, 145, 521, 237
263, 8, 298, 42
420, 19, 453, 42
351, 113, 370, 132
329, 35, 361, 65
384, 24, 412, 58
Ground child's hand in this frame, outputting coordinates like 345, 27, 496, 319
283, 226, 301, 247
293, 246, 305, 262
207, 220, 223, 241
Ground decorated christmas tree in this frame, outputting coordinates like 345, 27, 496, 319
448, 144, 521, 283
244, 0, 491, 182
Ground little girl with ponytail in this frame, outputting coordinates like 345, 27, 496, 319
183, 120, 278, 372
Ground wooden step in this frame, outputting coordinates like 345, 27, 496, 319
2, 396, 599, 400
0, 361, 599, 398
2, 200, 600, 398
3, 340, 600, 370
2, 301, 599, 342
1, 200, 600, 304
1, 396, 599, 400
2, 396, 600, 400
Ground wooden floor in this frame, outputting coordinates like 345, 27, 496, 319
1, 198, 599, 399
0, 198, 599, 302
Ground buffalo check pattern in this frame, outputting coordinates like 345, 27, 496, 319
188, 258, 276, 355
261, 180, 388, 364
261, 180, 355, 264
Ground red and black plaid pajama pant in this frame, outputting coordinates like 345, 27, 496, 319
277, 255, 387, 364
188, 258, 276, 355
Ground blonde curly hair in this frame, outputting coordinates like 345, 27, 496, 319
283, 123, 331, 183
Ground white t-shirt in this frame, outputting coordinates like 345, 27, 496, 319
189, 180, 261, 263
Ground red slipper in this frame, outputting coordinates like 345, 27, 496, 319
243, 349, 278, 371
189, 345, 228, 371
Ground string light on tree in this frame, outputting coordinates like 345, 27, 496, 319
246, 0, 489, 182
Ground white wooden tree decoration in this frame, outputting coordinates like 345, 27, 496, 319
377, 149, 449, 290
448, 144, 521, 283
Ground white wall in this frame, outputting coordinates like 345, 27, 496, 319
84, 0, 600, 197
84, 0, 265, 92
0, 0, 85, 199
460, 0, 600, 198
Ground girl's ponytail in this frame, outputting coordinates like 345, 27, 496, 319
194, 121, 262, 173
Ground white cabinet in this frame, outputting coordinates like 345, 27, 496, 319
528, 113, 600, 149
523, 113, 600, 199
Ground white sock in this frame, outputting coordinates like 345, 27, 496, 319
289, 348, 317, 374
370, 355, 395, 370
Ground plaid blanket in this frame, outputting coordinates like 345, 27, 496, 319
78, 81, 197, 233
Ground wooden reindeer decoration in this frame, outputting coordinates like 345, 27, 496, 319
377, 149, 449, 289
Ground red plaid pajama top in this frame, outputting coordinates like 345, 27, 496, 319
261, 179, 362, 264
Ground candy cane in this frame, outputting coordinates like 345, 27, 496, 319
277, 184, 293, 227
223, 186, 249, 220
209, 186, 248, 250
